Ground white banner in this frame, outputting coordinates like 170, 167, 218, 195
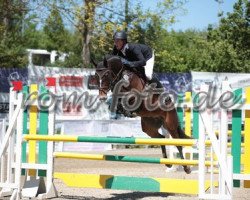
28, 65, 111, 120
191, 71, 250, 129
192, 71, 250, 93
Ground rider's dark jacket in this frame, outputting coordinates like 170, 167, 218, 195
112, 43, 153, 78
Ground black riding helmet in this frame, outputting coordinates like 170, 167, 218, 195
113, 31, 127, 41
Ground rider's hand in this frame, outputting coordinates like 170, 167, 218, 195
121, 58, 133, 67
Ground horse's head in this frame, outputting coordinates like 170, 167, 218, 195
95, 55, 124, 101
95, 58, 110, 101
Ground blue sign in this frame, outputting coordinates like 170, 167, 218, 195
0, 68, 28, 93
155, 72, 192, 95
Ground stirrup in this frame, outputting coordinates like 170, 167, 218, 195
123, 110, 137, 118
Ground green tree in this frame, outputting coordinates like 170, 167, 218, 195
22, 15, 45, 49
207, 0, 250, 72
51, 31, 83, 68
43, 5, 68, 52
91, 0, 187, 64
0, 0, 28, 68
27, 0, 187, 68
154, 30, 210, 72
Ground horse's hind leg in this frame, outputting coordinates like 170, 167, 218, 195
141, 117, 171, 168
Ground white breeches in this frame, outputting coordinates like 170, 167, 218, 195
144, 52, 155, 80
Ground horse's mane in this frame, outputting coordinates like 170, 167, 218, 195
96, 55, 123, 75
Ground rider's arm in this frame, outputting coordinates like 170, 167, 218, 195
126, 45, 146, 68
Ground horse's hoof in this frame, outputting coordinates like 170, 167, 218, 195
166, 164, 172, 168
165, 167, 177, 173
184, 166, 191, 174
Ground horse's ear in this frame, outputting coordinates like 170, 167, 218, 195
96, 61, 104, 69
103, 56, 108, 67
90, 57, 97, 67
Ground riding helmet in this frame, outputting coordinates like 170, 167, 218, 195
113, 31, 127, 40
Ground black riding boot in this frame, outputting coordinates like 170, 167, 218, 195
116, 101, 137, 118
148, 76, 164, 89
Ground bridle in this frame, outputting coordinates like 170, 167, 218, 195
109, 64, 124, 89
95, 68, 110, 96
96, 63, 125, 94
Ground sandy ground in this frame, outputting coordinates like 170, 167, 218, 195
48, 148, 250, 200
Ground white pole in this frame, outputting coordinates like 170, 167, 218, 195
219, 81, 230, 195
7, 88, 16, 187
0, 118, 6, 146
0, 93, 22, 159
198, 82, 233, 199
46, 104, 55, 194
227, 155, 233, 199
15, 93, 24, 199
198, 84, 209, 198
41, 86, 57, 198
198, 111, 206, 198
0, 118, 6, 183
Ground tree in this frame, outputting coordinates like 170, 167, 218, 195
0, 0, 190, 69
31, 0, 186, 67
91, 0, 187, 65
207, 0, 250, 72
22, 14, 45, 49
43, 5, 68, 52
31, 0, 113, 67
0, 0, 28, 68
79, 0, 98, 67
153, 30, 210, 72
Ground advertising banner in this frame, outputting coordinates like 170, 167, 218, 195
28, 65, 99, 120
0, 68, 28, 93
0, 68, 28, 115
191, 71, 250, 92
156, 72, 192, 96
191, 71, 250, 127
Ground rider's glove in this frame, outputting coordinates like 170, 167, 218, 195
121, 58, 133, 67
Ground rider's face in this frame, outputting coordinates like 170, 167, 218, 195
114, 39, 126, 50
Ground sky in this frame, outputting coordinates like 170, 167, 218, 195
142, 0, 238, 31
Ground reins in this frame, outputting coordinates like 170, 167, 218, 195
109, 64, 124, 90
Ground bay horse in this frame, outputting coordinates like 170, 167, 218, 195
95, 55, 192, 174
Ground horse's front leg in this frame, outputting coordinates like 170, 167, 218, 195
163, 109, 192, 174
160, 145, 172, 168
141, 117, 172, 168
157, 134, 172, 168
176, 146, 191, 174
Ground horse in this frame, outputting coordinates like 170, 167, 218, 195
94, 55, 192, 174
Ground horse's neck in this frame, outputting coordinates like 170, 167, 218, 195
124, 70, 146, 92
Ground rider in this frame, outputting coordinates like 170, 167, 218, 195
108, 30, 163, 118
112, 30, 156, 82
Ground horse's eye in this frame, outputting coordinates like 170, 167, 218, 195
93, 74, 98, 81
